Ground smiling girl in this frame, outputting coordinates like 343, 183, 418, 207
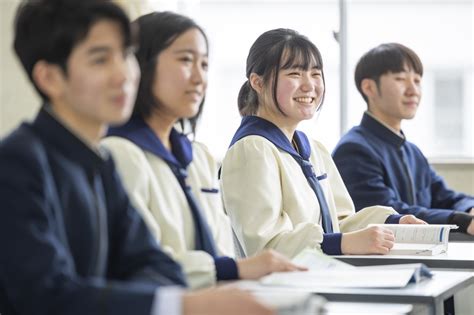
220, 28, 425, 259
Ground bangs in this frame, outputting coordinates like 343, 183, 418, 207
279, 38, 323, 70
371, 44, 423, 76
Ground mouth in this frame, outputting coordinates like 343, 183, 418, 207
403, 100, 418, 107
293, 97, 315, 104
112, 94, 127, 106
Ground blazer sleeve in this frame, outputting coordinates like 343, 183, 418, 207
0, 137, 158, 315
221, 137, 324, 259
333, 141, 455, 224
428, 165, 474, 212
103, 137, 222, 289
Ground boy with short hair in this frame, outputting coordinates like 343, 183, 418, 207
333, 43, 474, 235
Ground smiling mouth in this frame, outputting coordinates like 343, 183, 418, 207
294, 97, 315, 104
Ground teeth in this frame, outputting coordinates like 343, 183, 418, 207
294, 97, 314, 103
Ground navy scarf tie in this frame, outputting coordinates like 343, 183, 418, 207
168, 165, 218, 257
294, 158, 334, 233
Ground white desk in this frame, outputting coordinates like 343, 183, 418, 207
235, 271, 474, 315
324, 302, 414, 315
334, 242, 474, 270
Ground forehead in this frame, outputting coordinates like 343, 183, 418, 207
167, 28, 208, 55
72, 20, 125, 55
280, 46, 320, 69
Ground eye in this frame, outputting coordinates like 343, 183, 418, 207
91, 56, 108, 65
288, 71, 301, 76
179, 56, 193, 63
201, 60, 209, 71
312, 71, 322, 77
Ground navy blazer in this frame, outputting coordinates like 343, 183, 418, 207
333, 112, 474, 229
0, 108, 186, 315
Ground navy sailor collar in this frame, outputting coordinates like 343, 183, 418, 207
229, 116, 311, 161
361, 112, 406, 148
107, 117, 193, 169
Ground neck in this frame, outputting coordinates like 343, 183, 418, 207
256, 107, 297, 142
367, 107, 402, 132
48, 102, 105, 148
145, 112, 177, 151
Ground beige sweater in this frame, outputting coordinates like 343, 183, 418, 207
102, 137, 234, 289
220, 135, 397, 259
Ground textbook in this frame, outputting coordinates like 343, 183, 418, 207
368, 224, 458, 256
259, 249, 432, 289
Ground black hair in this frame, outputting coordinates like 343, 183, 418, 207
238, 28, 325, 117
13, 0, 134, 102
132, 11, 209, 135
355, 43, 423, 104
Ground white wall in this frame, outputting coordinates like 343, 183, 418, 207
0, 0, 39, 137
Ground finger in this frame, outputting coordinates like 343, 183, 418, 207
381, 238, 394, 250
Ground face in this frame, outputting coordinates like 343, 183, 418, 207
272, 64, 324, 125
369, 68, 422, 128
152, 28, 208, 121
52, 20, 140, 130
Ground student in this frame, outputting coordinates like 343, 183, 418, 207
332, 43, 474, 235
102, 11, 303, 290
0, 1, 275, 315
219, 29, 425, 260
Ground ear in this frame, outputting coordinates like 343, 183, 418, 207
249, 73, 264, 94
360, 78, 378, 100
32, 60, 66, 100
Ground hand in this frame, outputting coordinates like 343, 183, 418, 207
341, 226, 395, 255
467, 219, 474, 236
399, 215, 427, 225
183, 288, 275, 315
237, 249, 307, 280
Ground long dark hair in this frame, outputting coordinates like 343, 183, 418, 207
133, 11, 209, 135
238, 28, 325, 116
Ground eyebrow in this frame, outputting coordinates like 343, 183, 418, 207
87, 46, 113, 55
285, 65, 320, 70
173, 48, 208, 56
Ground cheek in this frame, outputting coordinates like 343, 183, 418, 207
276, 80, 296, 105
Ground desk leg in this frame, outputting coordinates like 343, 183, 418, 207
454, 283, 474, 315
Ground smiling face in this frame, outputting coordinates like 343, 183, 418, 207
151, 28, 208, 121
366, 67, 422, 130
275, 64, 324, 124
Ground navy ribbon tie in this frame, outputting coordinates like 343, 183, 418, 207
299, 159, 334, 233
172, 166, 217, 256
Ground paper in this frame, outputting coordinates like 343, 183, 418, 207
368, 224, 458, 256
260, 249, 433, 289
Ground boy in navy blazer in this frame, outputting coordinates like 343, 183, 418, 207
333, 43, 474, 235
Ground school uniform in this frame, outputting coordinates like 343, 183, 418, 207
0, 107, 187, 315
332, 112, 474, 232
220, 116, 400, 259
103, 117, 237, 289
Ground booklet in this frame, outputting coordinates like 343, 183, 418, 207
260, 249, 432, 289
368, 224, 458, 256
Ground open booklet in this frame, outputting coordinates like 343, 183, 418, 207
368, 224, 458, 256
260, 249, 433, 289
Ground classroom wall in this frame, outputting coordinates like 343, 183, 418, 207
0, 0, 472, 197
0, 0, 39, 137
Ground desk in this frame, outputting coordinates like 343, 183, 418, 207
324, 302, 414, 314
236, 271, 474, 315
334, 242, 474, 270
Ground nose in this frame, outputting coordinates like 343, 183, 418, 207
191, 62, 206, 85
405, 78, 420, 96
300, 73, 315, 92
